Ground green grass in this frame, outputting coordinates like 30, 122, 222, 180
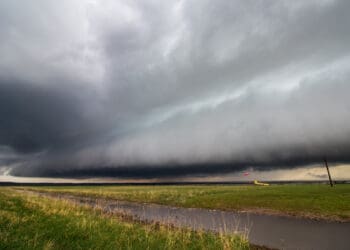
0, 189, 248, 250
23, 184, 350, 221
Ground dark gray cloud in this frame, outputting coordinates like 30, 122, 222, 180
1, 0, 350, 178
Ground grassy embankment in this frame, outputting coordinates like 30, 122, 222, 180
25, 184, 350, 221
0, 189, 248, 250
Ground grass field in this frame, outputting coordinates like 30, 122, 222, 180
22, 184, 350, 221
0, 189, 249, 250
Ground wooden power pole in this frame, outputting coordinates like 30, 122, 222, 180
323, 157, 334, 187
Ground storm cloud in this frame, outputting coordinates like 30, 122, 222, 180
1, 0, 350, 178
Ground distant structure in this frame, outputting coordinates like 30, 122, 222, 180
253, 180, 270, 186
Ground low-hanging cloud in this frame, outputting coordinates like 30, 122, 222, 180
1, 0, 350, 178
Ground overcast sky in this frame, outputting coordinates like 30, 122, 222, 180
1, 0, 350, 179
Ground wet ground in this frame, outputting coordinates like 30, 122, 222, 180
28, 191, 350, 250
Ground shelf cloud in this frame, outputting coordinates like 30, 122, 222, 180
1, 0, 350, 178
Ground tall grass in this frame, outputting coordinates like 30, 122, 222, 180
0, 190, 249, 250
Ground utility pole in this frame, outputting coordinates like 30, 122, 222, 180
323, 157, 334, 187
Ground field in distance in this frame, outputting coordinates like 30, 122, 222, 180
0, 189, 249, 250
21, 184, 350, 222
